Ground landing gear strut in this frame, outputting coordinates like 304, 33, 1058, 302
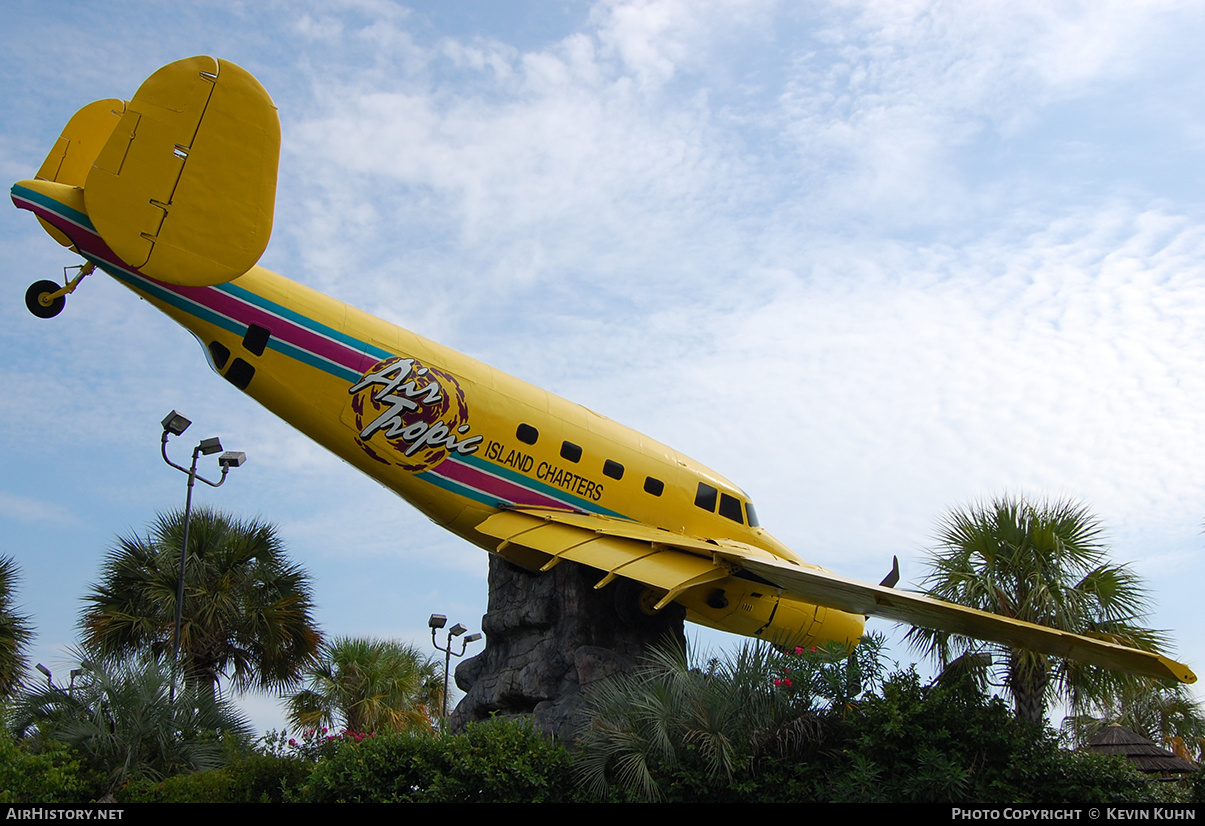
25, 262, 93, 319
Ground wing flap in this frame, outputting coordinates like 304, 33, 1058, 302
477, 509, 726, 594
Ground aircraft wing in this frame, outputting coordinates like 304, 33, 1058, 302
715, 549, 1196, 684
475, 507, 1196, 685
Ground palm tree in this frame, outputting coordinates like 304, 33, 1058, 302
574, 636, 886, 801
0, 555, 33, 697
287, 637, 443, 735
80, 507, 321, 701
10, 648, 252, 796
906, 496, 1167, 726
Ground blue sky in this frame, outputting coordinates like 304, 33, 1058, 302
2, 0, 1203, 732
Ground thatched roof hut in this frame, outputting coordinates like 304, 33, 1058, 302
1083, 724, 1198, 775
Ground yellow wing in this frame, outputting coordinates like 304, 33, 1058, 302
716, 549, 1196, 684
475, 507, 1196, 685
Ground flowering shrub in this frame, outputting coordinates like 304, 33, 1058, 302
260, 727, 373, 762
768, 633, 888, 717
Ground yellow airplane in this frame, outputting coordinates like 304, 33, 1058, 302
12, 57, 1196, 685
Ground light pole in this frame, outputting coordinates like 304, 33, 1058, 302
160, 410, 246, 699
428, 614, 482, 724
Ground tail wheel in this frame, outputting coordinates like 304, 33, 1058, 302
25, 280, 65, 318
613, 578, 682, 630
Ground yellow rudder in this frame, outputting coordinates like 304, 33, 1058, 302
84, 56, 280, 286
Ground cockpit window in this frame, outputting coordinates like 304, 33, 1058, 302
745, 501, 760, 528
694, 482, 718, 512
718, 493, 744, 524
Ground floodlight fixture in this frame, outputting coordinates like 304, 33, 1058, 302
161, 410, 192, 436
429, 615, 483, 723
36, 663, 51, 688
218, 451, 246, 468
157, 412, 247, 702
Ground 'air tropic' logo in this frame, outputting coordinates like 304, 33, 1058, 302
348, 356, 482, 472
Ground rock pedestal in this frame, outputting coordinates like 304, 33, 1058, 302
448, 556, 685, 738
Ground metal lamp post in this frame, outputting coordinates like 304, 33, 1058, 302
160, 410, 246, 699
428, 613, 482, 724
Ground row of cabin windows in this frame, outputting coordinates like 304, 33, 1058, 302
518, 423, 632, 483
513, 423, 756, 526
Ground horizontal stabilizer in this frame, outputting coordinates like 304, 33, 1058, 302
32, 98, 124, 248
84, 56, 280, 286
37, 98, 125, 188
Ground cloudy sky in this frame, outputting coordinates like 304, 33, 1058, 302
2, 0, 1203, 731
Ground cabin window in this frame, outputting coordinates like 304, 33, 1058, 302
225, 358, 255, 390
603, 460, 624, 480
516, 424, 539, 445
644, 477, 664, 496
243, 324, 271, 356
694, 482, 717, 512
561, 441, 582, 462
719, 493, 744, 524
746, 502, 760, 528
208, 341, 230, 370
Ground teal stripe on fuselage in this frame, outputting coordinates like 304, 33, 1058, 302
456, 452, 628, 519
265, 338, 362, 383
99, 261, 243, 338
11, 184, 95, 231
218, 281, 393, 362
417, 467, 509, 509
96, 260, 362, 383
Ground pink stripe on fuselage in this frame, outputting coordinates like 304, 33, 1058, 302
432, 457, 571, 510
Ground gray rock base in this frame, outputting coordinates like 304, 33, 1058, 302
449, 555, 686, 739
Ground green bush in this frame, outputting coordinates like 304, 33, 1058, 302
573, 641, 1180, 804
0, 735, 104, 804
807, 669, 1164, 805
302, 716, 577, 803
118, 751, 310, 803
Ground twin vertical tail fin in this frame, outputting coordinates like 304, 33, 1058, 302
29, 56, 280, 287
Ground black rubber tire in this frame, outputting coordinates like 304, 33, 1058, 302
26, 280, 65, 318
613, 578, 677, 630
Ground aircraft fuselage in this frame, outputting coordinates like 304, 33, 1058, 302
13, 179, 865, 648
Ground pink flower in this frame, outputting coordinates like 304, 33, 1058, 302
783, 677, 793, 687
794, 646, 805, 655
773, 678, 783, 687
